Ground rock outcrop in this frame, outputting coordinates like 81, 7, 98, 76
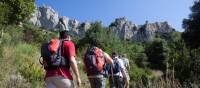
29, 6, 59, 30
29, 6, 174, 41
110, 17, 174, 41
28, 6, 91, 38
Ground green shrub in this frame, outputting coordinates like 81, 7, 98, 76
1, 25, 24, 45
14, 43, 44, 87
23, 24, 58, 44
129, 64, 151, 81
0, 44, 32, 88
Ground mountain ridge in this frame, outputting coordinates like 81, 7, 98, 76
29, 6, 175, 41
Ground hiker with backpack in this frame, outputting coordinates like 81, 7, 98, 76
108, 52, 127, 88
83, 42, 113, 88
41, 30, 81, 88
121, 54, 130, 88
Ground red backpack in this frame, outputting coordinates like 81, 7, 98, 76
84, 47, 105, 75
40, 39, 69, 70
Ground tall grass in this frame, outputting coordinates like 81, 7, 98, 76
0, 45, 31, 88
0, 28, 44, 87
14, 43, 45, 88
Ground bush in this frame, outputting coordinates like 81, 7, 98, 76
23, 24, 58, 44
14, 43, 44, 87
0, 44, 31, 88
0, 40, 45, 87
129, 64, 151, 82
0, 0, 35, 24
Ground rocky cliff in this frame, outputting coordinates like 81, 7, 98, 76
29, 6, 91, 38
110, 17, 174, 41
29, 6, 174, 41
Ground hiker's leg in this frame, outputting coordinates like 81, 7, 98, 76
124, 78, 130, 88
109, 77, 116, 88
97, 77, 106, 88
89, 77, 106, 88
89, 78, 96, 88
45, 77, 56, 88
116, 76, 124, 88
51, 76, 74, 88
125, 72, 130, 88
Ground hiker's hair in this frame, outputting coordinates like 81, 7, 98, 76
90, 40, 100, 47
59, 31, 71, 40
112, 52, 118, 58
112, 52, 117, 56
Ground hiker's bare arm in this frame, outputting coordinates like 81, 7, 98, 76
121, 69, 127, 79
104, 52, 113, 64
70, 56, 81, 86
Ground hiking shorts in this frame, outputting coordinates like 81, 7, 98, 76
88, 76, 106, 88
45, 76, 74, 88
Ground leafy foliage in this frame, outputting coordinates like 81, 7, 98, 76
77, 22, 124, 54
181, 0, 200, 85
23, 24, 58, 44
0, 0, 35, 24
0, 2, 10, 25
145, 38, 170, 71
182, 0, 200, 49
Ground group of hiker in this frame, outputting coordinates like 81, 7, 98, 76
40, 30, 130, 88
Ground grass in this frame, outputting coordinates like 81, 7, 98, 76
0, 36, 44, 88
0, 45, 31, 88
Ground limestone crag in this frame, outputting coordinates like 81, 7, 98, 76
110, 18, 174, 41
29, 6, 59, 30
28, 6, 91, 37
29, 6, 174, 41
109, 17, 138, 41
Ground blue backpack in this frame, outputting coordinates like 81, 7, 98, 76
107, 58, 121, 74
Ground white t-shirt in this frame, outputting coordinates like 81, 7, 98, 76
122, 57, 129, 69
113, 57, 126, 77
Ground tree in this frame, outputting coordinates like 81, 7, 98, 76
0, 0, 35, 24
182, 0, 200, 49
77, 22, 124, 54
182, 0, 200, 84
145, 38, 170, 71
135, 53, 148, 68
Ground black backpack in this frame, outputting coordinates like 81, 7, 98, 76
40, 40, 69, 70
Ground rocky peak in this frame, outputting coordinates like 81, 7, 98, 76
28, 6, 91, 38
110, 18, 174, 41
110, 17, 138, 40
144, 21, 174, 33
28, 6, 174, 42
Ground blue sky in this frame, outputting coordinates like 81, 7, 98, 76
36, 0, 194, 32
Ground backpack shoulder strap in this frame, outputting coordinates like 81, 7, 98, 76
57, 40, 63, 56
61, 40, 70, 69
61, 40, 68, 58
